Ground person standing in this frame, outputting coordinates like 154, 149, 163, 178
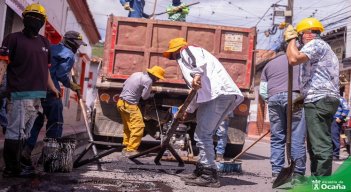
120, 0, 150, 18
21, 31, 86, 166
284, 18, 340, 176
331, 96, 349, 160
259, 51, 306, 184
117, 66, 165, 156
166, 0, 189, 22
163, 38, 244, 187
0, 3, 60, 178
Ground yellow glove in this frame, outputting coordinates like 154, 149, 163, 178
70, 81, 81, 92
284, 25, 298, 42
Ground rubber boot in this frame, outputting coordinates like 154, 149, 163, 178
3, 139, 19, 178
2, 139, 35, 178
21, 144, 35, 171
181, 163, 204, 182
184, 167, 221, 188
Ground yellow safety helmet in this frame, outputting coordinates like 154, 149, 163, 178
22, 3, 47, 19
147, 66, 165, 80
296, 18, 324, 33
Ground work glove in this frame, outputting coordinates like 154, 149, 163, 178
123, 2, 133, 11
170, 6, 182, 13
70, 81, 81, 92
284, 25, 298, 43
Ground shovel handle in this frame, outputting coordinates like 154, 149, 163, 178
286, 62, 293, 163
232, 130, 270, 162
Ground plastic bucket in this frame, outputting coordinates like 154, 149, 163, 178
42, 138, 76, 173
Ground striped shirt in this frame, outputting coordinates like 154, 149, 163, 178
334, 97, 350, 121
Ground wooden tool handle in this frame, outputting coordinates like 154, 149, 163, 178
232, 130, 270, 162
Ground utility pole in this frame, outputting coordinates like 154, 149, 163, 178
286, 0, 293, 168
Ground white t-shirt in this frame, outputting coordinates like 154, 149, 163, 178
177, 46, 243, 112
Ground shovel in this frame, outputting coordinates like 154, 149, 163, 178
272, 65, 295, 188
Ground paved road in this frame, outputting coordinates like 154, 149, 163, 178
0, 139, 347, 192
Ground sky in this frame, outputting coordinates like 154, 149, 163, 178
87, 0, 351, 50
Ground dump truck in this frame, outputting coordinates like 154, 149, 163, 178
92, 16, 256, 158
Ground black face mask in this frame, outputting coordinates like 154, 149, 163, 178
63, 39, 80, 54
23, 15, 44, 38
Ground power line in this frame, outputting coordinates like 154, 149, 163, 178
320, 9, 351, 21
320, 5, 351, 21
324, 16, 351, 28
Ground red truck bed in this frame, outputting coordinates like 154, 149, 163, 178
103, 16, 256, 90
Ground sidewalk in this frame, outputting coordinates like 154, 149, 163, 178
0, 101, 88, 168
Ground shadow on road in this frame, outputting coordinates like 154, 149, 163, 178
239, 152, 270, 160
220, 176, 257, 186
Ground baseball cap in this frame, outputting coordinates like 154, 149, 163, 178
64, 31, 87, 46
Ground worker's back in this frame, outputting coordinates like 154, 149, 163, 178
261, 54, 300, 98
119, 72, 152, 104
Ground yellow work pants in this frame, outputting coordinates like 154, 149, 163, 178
117, 99, 145, 151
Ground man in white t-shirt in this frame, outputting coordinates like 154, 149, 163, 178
163, 38, 244, 188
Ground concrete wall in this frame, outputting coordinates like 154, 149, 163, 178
346, 20, 351, 58
0, 0, 6, 43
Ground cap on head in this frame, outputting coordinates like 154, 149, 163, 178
64, 31, 87, 46
22, 3, 47, 19
163, 37, 188, 59
147, 66, 165, 80
296, 18, 324, 33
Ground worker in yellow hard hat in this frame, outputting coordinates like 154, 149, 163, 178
163, 37, 244, 188
284, 18, 340, 177
117, 66, 165, 156
1, 3, 60, 178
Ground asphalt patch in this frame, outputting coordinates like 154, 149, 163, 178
0, 175, 173, 192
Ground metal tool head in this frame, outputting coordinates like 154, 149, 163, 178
272, 160, 295, 188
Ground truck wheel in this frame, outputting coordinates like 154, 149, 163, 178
224, 143, 244, 158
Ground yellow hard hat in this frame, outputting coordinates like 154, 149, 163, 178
296, 18, 324, 33
163, 38, 188, 59
22, 3, 47, 19
147, 66, 165, 80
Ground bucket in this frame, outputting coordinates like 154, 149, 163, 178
42, 137, 76, 173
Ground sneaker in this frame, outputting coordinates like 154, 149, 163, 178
122, 150, 139, 157
216, 154, 224, 162
184, 167, 220, 188
291, 173, 306, 186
